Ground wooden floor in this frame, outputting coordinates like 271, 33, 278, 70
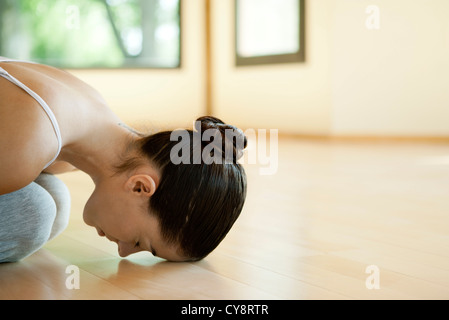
1, 137, 448, 300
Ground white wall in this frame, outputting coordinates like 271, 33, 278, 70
211, 0, 449, 137
67, 0, 449, 137
70, 0, 206, 131
211, 0, 333, 135
331, 0, 449, 137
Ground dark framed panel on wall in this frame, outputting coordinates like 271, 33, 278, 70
235, 0, 305, 66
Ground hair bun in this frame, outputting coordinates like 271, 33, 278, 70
195, 116, 247, 163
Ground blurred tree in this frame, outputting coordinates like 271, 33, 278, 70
0, 0, 180, 68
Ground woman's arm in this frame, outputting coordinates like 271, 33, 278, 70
43, 161, 78, 175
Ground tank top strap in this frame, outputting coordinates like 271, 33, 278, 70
0, 64, 62, 169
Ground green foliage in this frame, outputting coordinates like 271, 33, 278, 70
0, 0, 180, 68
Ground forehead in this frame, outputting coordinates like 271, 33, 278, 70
141, 214, 187, 262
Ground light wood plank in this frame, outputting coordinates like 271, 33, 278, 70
1, 138, 448, 300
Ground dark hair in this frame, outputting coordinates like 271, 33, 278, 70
120, 117, 247, 261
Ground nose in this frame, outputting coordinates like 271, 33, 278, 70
117, 241, 143, 258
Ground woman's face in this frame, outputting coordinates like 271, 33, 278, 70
83, 174, 186, 262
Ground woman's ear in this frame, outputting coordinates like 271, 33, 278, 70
125, 175, 157, 198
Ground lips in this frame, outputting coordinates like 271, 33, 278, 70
96, 228, 106, 237
96, 227, 118, 244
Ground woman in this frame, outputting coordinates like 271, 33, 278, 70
0, 57, 247, 263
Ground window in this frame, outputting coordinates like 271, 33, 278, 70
0, 0, 181, 69
235, 0, 305, 66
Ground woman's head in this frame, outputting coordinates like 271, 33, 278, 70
83, 116, 247, 261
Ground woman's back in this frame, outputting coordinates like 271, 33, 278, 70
0, 60, 117, 194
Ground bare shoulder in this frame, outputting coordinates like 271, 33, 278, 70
0, 77, 59, 195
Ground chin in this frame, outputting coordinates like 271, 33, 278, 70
82, 202, 94, 227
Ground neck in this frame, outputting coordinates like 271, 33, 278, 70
60, 122, 140, 184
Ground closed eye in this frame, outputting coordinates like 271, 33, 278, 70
150, 245, 157, 257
